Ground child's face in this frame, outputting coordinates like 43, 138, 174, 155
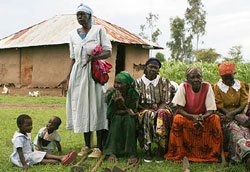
20, 119, 33, 133
46, 117, 59, 133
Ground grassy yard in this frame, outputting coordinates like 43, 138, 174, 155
0, 95, 245, 172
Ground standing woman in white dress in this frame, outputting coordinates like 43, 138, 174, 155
60, 3, 112, 158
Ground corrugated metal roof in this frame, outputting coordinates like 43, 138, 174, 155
0, 14, 163, 49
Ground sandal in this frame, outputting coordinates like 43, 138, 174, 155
62, 151, 77, 165
78, 146, 92, 156
107, 154, 118, 163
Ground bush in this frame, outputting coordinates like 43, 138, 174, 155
160, 60, 250, 84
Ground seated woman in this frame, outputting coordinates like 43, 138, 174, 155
246, 89, 250, 118
165, 66, 223, 162
213, 62, 250, 169
103, 71, 139, 164
135, 58, 174, 163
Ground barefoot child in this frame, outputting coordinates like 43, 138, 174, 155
33, 116, 62, 153
10, 114, 76, 171
103, 71, 139, 164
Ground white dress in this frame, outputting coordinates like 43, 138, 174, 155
66, 25, 112, 133
10, 131, 46, 167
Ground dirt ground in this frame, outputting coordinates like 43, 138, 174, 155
1, 87, 64, 97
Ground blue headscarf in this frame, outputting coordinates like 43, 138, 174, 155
76, 3, 93, 25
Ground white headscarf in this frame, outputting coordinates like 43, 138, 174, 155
76, 3, 93, 25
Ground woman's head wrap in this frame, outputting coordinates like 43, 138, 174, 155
115, 71, 134, 85
145, 58, 161, 68
76, 3, 93, 25
218, 62, 235, 76
186, 66, 202, 77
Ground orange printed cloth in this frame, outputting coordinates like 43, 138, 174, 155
218, 62, 235, 76
165, 114, 223, 162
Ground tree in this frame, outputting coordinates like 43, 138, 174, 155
185, 0, 206, 50
223, 45, 243, 62
167, 17, 193, 60
193, 48, 221, 62
139, 12, 162, 43
156, 52, 166, 62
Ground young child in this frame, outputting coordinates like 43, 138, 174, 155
10, 114, 76, 171
33, 116, 62, 153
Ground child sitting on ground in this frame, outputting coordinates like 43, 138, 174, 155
33, 116, 62, 153
10, 114, 76, 171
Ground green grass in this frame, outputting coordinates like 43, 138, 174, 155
0, 95, 66, 106
0, 96, 245, 171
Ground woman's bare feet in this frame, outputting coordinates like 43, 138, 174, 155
107, 154, 118, 163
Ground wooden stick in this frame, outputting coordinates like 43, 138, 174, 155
132, 159, 140, 172
91, 155, 106, 172
121, 159, 138, 171
75, 156, 87, 167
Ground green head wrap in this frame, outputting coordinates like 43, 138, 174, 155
115, 71, 134, 85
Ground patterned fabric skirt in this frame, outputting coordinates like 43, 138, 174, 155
165, 114, 223, 162
138, 108, 173, 151
225, 121, 250, 162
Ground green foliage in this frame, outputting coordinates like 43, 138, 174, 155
224, 45, 243, 62
156, 52, 166, 63
139, 12, 161, 43
160, 60, 250, 84
167, 17, 193, 60
193, 48, 221, 62
185, 0, 206, 50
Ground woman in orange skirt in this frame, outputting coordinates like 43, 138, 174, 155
164, 67, 223, 162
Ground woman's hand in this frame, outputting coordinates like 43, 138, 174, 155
192, 114, 204, 128
113, 90, 125, 103
225, 111, 234, 120
82, 55, 94, 68
127, 108, 136, 117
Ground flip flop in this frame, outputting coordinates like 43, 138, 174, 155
62, 151, 77, 165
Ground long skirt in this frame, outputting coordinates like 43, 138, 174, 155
165, 114, 223, 162
103, 114, 137, 155
225, 120, 250, 162
138, 109, 173, 151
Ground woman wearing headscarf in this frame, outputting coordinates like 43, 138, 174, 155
135, 58, 174, 163
60, 3, 112, 158
103, 71, 139, 164
165, 67, 223, 162
213, 62, 250, 169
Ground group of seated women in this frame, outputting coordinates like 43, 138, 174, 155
101, 58, 250, 170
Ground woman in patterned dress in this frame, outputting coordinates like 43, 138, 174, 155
213, 62, 250, 170
135, 58, 174, 163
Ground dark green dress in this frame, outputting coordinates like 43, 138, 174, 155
103, 87, 139, 155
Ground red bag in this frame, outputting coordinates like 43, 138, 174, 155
91, 45, 112, 85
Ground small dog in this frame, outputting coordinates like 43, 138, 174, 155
61, 80, 68, 97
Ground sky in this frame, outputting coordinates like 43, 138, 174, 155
1, 0, 250, 61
